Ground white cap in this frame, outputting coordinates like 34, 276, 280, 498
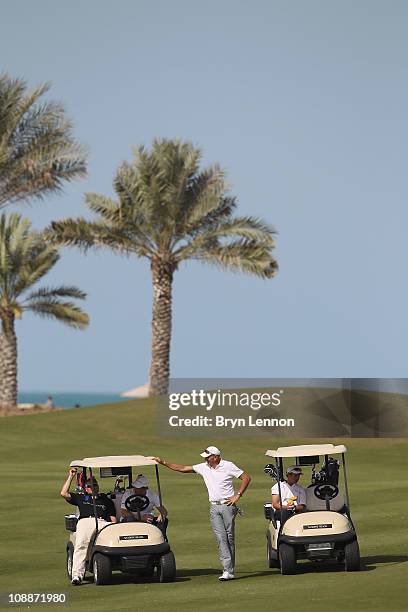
200, 446, 221, 458
132, 474, 149, 488
286, 465, 303, 475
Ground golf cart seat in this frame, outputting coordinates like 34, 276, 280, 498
306, 485, 345, 512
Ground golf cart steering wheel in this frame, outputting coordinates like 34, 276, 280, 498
314, 484, 339, 501
125, 494, 150, 512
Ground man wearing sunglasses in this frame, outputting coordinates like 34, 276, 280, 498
60, 468, 117, 585
152, 446, 251, 581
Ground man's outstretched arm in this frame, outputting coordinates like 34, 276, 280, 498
151, 456, 195, 473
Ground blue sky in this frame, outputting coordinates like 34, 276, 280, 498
1, 0, 408, 392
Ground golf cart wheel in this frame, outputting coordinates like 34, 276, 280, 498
344, 540, 360, 572
267, 535, 279, 569
158, 551, 176, 583
66, 545, 73, 580
279, 543, 296, 575
93, 553, 112, 585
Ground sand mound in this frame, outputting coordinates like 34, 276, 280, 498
0, 404, 60, 417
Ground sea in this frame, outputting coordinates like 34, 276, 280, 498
19, 379, 408, 410
18, 392, 128, 409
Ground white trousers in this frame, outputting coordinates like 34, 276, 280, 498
72, 517, 111, 578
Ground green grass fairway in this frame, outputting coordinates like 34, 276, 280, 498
0, 400, 407, 611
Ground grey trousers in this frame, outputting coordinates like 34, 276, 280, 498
209, 504, 238, 574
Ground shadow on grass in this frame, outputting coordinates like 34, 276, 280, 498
229, 571, 276, 581
292, 554, 408, 574
288, 555, 407, 574
81, 573, 190, 585
361, 555, 408, 569
177, 569, 278, 580
176, 568, 220, 577
292, 561, 374, 574
79, 556, 408, 585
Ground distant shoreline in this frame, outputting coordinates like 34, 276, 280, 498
18, 391, 125, 409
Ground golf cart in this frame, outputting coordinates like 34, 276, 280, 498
64, 455, 176, 584
264, 444, 360, 574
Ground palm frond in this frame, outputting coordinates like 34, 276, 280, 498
25, 299, 89, 329
194, 239, 278, 279
47, 218, 154, 258
179, 165, 228, 228
0, 213, 89, 331
0, 76, 50, 140
24, 285, 87, 303
85, 193, 122, 222
175, 216, 277, 261
0, 73, 87, 207
12, 248, 59, 296
47, 218, 103, 250
113, 141, 207, 248
0, 213, 60, 298
118, 150, 165, 235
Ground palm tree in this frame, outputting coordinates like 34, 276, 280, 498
0, 73, 86, 208
0, 213, 89, 408
48, 139, 278, 396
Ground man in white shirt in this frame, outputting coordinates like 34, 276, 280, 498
152, 446, 251, 581
121, 474, 168, 530
271, 465, 306, 522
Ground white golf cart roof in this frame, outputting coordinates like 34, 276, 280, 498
70, 455, 158, 468
265, 444, 347, 458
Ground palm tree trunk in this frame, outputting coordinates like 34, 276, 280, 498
0, 313, 18, 408
148, 257, 174, 396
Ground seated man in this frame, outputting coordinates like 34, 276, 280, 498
60, 468, 117, 586
120, 474, 168, 530
271, 465, 306, 522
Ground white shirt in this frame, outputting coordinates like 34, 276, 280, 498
193, 459, 243, 501
121, 489, 161, 516
271, 481, 306, 507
